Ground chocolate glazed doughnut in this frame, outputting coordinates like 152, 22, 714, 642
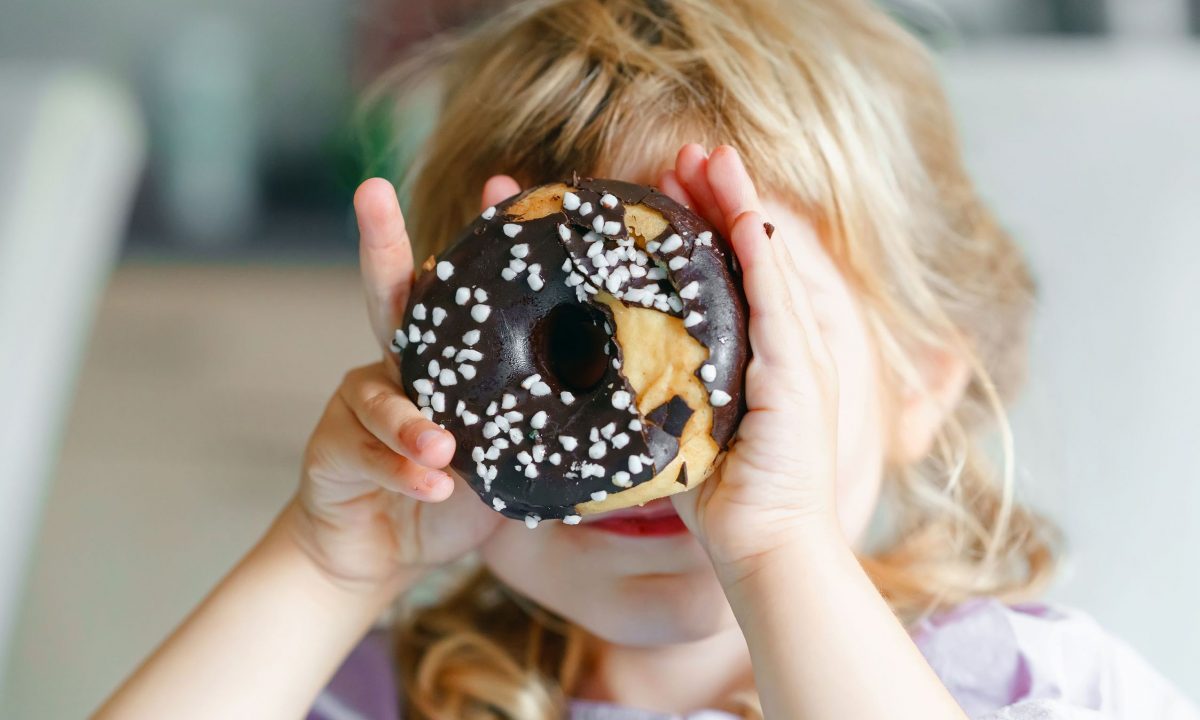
391, 178, 749, 527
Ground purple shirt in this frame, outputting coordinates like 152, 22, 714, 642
308, 599, 1198, 720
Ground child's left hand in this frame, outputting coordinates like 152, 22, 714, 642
658, 145, 845, 585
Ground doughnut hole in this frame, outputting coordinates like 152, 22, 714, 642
536, 303, 610, 394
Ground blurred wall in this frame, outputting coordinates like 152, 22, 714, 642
0, 0, 351, 159
941, 42, 1200, 697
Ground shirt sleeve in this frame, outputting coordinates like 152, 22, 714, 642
913, 599, 1199, 720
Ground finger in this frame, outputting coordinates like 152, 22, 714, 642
481, 175, 521, 211
338, 366, 456, 468
327, 402, 455, 501
307, 399, 454, 505
674, 144, 727, 236
705, 145, 765, 229
728, 210, 800, 369
657, 169, 696, 209
355, 178, 415, 351
773, 230, 835, 369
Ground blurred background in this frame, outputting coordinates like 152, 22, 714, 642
1, 0, 1198, 716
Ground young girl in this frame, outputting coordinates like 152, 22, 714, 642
99, 1, 1198, 718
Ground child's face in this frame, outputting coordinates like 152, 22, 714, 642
479, 199, 886, 645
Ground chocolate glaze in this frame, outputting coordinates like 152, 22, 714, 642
393, 179, 749, 522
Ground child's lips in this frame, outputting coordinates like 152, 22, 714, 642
580, 498, 689, 537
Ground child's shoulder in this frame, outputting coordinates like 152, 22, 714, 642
914, 597, 1197, 719
308, 628, 399, 720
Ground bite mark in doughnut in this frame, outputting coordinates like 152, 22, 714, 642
393, 178, 748, 525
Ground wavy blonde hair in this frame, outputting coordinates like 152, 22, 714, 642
367, 0, 1059, 717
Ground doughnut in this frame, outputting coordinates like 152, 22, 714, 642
391, 178, 748, 526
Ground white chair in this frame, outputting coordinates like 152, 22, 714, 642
0, 65, 145, 678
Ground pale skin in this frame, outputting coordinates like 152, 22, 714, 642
97, 145, 969, 719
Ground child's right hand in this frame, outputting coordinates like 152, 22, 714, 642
287, 176, 521, 592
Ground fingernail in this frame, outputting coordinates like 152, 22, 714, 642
424, 470, 451, 494
416, 429, 446, 452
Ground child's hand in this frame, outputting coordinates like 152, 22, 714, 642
658, 145, 844, 583
288, 177, 520, 591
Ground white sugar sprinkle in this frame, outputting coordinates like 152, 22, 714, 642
501, 268, 517, 281
510, 243, 529, 258
456, 400, 466, 416
589, 441, 607, 459
462, 329, 480, 345
558, 224, 571, 241
563, 514, 582, 525
413, 379, 434, 395
528, 274, 545, 291
559, 436, 578, 451
442, 346, 456, 358
579, 201, 593, 216
436, 261, 454, 280
700, 363, 717, 382
471, 305, 492, 322
531, 410, 547, 429
683, 311, 704, 328
601, 422, 616, 438
483, 422, 499, 438
485, 446, 499, 460
420, 407, 434, 420
517, 450, 532, 465
455, 287, 470, 305
392, 329, 407, 350
531, 382, 551, 397
502, 394, 517, 409
611, 391, 631, 410
438, 369, 458, 386
658, 234, 683, 253
592, 215, 606, 233
563, 191, 581, 211
612, 471, 632, 488
472, 447, 485, 462
628, 419, 642, 431
504, 410, 523, 423
628, 456, 643, 474
603, 220, 621, 236
474, 288, 488, 302
591, 490, 608, 502
492, 497, 506, 511
600, 193, 618, 208
710, 389, 732, 407
532, 444, 546, 462
525, 514, 540, 528
697, 230, 713, 245
509, 258, 527, 272
431, 392, 446, 413
482, 206, 496, 219
560, 391, 575, 405
510, 428, 524, 444
459, 365, 476, 380
679, 281, 699, 300
668, 256, 689, 270
646, 240, 661, 253
502, 223, 522, 237
486, 401, 498, 415
412, 303, 427, 320
417, 394, 429, 407
548, 453, 561, 465
456, 349, 483, 362
521, 374, 541, 390
422, 329, 436, 343
431, 307, 447, 326
524, 464, 538, 478
427, 359, 440, 377
611, 433, 630, 449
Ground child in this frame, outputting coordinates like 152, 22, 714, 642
99, 1, 1198, 718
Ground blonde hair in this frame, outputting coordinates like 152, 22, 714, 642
369, 0, 1058, 716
